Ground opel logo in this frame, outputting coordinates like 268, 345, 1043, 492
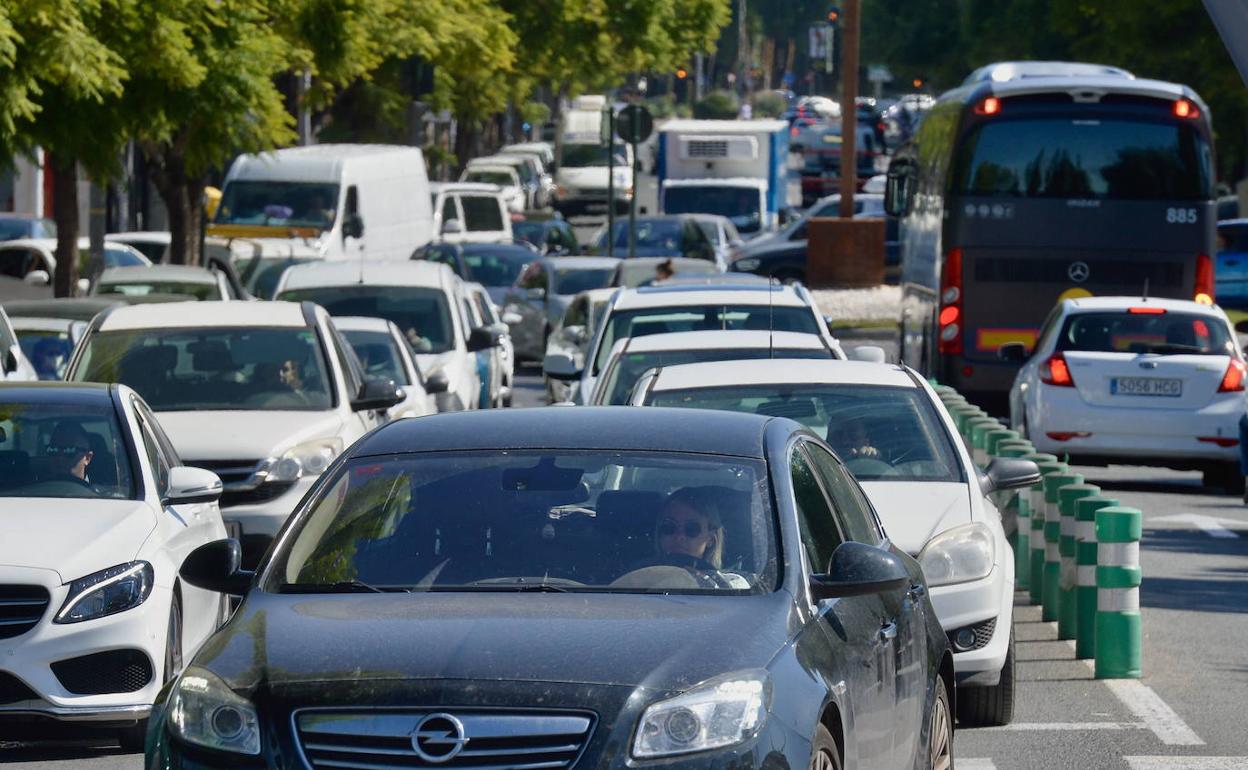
411, 713, 468, 763
1068, 261, 1090, 283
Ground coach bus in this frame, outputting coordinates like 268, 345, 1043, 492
885, 61, 1216, 408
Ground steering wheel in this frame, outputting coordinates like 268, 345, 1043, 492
845, 457, 899, 477
641, 551, 720, 574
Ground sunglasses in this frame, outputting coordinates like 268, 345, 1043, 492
46, 444, 90, 457
658, 520, 706, 538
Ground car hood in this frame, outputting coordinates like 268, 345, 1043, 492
0, 498, 154, 583
859, 481, 972, 556
202, 592, 795, 693
156, 409, 347, 462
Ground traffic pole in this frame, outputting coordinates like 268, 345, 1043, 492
1057, 483, 1100, 640
627, 138, 638, 258
1095, 506, 1143, 679
1041, 469, 1082, 620
1026, 457, 1062, 601
1076, 496, 1120, 659
606, 108, 615, 257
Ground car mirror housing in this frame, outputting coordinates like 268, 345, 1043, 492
441, 218, 465, 236
424, 369, 450, 395
543, 352, 582, 381
502, 311, 523, 326
810, 541, 910, 601
23, 269, 50, 287
981, 458, 1041, 495
467, 325, 502, 352
849, 345, 887, 363
352, 378, 404, 412
180, 539, 252, 596
997, 341, 1029, 363
343, 212, 365, 240
163, 466, 224, 506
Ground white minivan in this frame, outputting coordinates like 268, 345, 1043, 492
210, 144, 434, 261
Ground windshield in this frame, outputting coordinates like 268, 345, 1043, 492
278, 286, 455, 354
73, 327, 333, 411
0, 401, 136, 500
602, 348, 832, 405
461, 248, 532, 287
561, 143, 628, 168
18, 330, 73, 380
461, 196, 505, 232
610, 220, 683, 251
267, 451, 778, 594
465, 171, 515, 187
953, 119, 1211, 200
595, 304, 822, 372
648, 384, 963, 482
342, 329, 409, 386
1057, 311, 1235, 356
216, 181, 341, 228
665, 188, 763, 233
553, 268, 614, 295
0, 218, 54, 240
97, 281, 220, 301
235, 256, 318, 300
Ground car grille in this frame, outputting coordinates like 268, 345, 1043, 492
295, 709, 595, 769
50, 649, 153, 695
0, 672, 39, 704
185, 459, 294, 507
0, 585, 50, 640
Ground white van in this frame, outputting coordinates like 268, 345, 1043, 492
211, 144, 434, 261
430, 182, 513, 244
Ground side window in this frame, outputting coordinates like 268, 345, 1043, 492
132, 403, 171, 494
1034, 307, 1062, 354
806, 444, 885, 545
0, 250, 30, 279
790, 446, 845, 572
441, 195, 460, 225
518, 262, 548, 290
563, 297, 587, 328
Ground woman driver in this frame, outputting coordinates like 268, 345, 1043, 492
656, 487, 725, 569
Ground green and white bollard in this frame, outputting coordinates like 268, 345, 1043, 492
1076, 496, 1120, 659
1041, 469, 1083, 621
984, 428, 1020, 459
996, 438, 1035, 456
1057, 483, 1100, 640
956, 408, 988, 438
967, 418, 1001, 463
1027, 458, 1063, 601
1095, 506, 1143, 679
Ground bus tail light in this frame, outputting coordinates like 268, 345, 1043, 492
1218, 358, 1246, 392
1040, 352, 1075, 387
1195, 253, 1214, 305
1173, 99, 1200, 119
938, 248, 963, 354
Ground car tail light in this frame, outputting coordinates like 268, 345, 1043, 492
1127, 306, 1166, 315
1198, 436, 1239, 447
974, 97, 1001, 116
1218, 358, 1246, 392
938, 248, 963, 354
1040, 352, 1075, 387
1046, 432, 1091, 442
1174, 99, 1200, 119
1195, 253, 1214, 304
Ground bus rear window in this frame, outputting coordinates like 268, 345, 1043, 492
953, 119, 1210, 201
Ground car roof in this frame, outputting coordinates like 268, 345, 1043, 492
622, 330, 827, 353
105, 232, 171, 244
3, 298, 124, 322
352, 406, 774, 458
332, 315, 396, 334
278, 260, 453, 292
964, 61, 1134, 84
0, 381, 115, 405
11, 316, 79, 332
96, 300, 310, 331
539, 256, 621, 269
647, 359, 916, 391
98, 265, 217, 284
1063, 296, 1228, 316
430, 182, 503, 195
613, 284, 806, 310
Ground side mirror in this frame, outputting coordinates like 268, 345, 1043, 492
441, 218, 465, 236
352, 378, 403, 411
466, 325, 502, 352
562, 325, 588, 346
77, 277, 91, 295
502, 311, 523, 326
997, 342, 1029, 363
883, 159, 912, 217
180, 539, 252, 596
1235, 319, 1248, 335
849, 345, 887, 363
162, 466, 224, 506
810, 541, 910, 600
424, 369, 450, 395
2, 349, 16, 374
527, 286, 547, 301
23, 269, 50, 286
543, 352, 582, 381
343, 212, 365, 240
981, 458, 1041, 495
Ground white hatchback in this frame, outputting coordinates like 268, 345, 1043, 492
631, 359, 1039, 726
0, 383, 226, 749
1004, 296, 1246, 491
334, 316, 437, 421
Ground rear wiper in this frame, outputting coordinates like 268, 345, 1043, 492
280, 580, 410, 594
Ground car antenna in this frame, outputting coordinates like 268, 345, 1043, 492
1141, 277, 1149, 302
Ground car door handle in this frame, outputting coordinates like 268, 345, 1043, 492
878, 622, 898, 643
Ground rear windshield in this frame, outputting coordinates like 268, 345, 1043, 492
561, 144, 628, 168
553, 268, 614, 295
278, 286, 455, 354
647, 384, 963, 482
460, 248, 532, 288
1057, 311, 1235, 356
461, 196, 505, 232
953, 118, 1211, 201
601, 347, 831, 405
465, 171, 514, 187
342, 329, 410, 386
665, 189, 762, 233
97, 281, 220, 301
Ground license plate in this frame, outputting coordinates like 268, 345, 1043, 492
822, 134, 841, 144
1110, 377, 1182, 397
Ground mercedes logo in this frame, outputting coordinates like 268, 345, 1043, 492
411, 713, 468, 763
1068, 261, 1090, 283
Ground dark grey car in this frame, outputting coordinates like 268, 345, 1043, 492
503, 256, 620, 361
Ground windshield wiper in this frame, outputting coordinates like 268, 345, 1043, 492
279, 580, 409, 594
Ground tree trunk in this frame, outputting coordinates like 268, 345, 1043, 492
551, 84, 569, 172
50, 157, 80, 298
145, 144, 205, 266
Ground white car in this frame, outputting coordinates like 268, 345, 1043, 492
0, 382, 227, 749
91, 265, 233, 302
334, 316, 438, 421
104, 231, 171, 263
430, 182, 513, 244
466, 282, 515, 407
0, 238, 151, 290
545, 280, 846, 404
66, 301, 402, 563
0, 305, 37, 382
460, 163, 526, 213
274, 260, 501, 412
11, 316, 86, 380
589, 330, 840, 406
630, 358, 1038, 726
544, 287, 615, 403
1005, 296, 1247, 491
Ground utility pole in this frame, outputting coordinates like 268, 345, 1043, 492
737, 0, 749, 98
837, 0, 860, 220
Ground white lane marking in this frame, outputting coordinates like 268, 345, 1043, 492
958, 760, 998, 770
1152, 513, 1240, 539
1105, 679, 1205, 746
975, 722, 1145, 732
1127, 758, 1248, 769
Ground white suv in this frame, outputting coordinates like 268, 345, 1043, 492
66, 300, 401, 563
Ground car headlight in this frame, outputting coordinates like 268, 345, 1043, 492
734, 258, 761, 271
264, 437, 344, 483
169, 666, 261, 755
632, 670, 770, 759
918, 523, 995, 587
55, 561, 153, 624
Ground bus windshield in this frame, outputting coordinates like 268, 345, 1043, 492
953, 118, 1210, 201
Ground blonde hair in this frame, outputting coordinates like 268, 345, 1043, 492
657, 487, 725, 568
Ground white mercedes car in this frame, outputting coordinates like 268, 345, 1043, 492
0, 383, 226, 749
1003, 296, 1245, 492
630, 358, 1038, 726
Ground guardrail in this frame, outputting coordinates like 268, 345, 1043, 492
930, 382, 1141, 679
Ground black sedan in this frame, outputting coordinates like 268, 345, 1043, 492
158, 408, 953, 769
